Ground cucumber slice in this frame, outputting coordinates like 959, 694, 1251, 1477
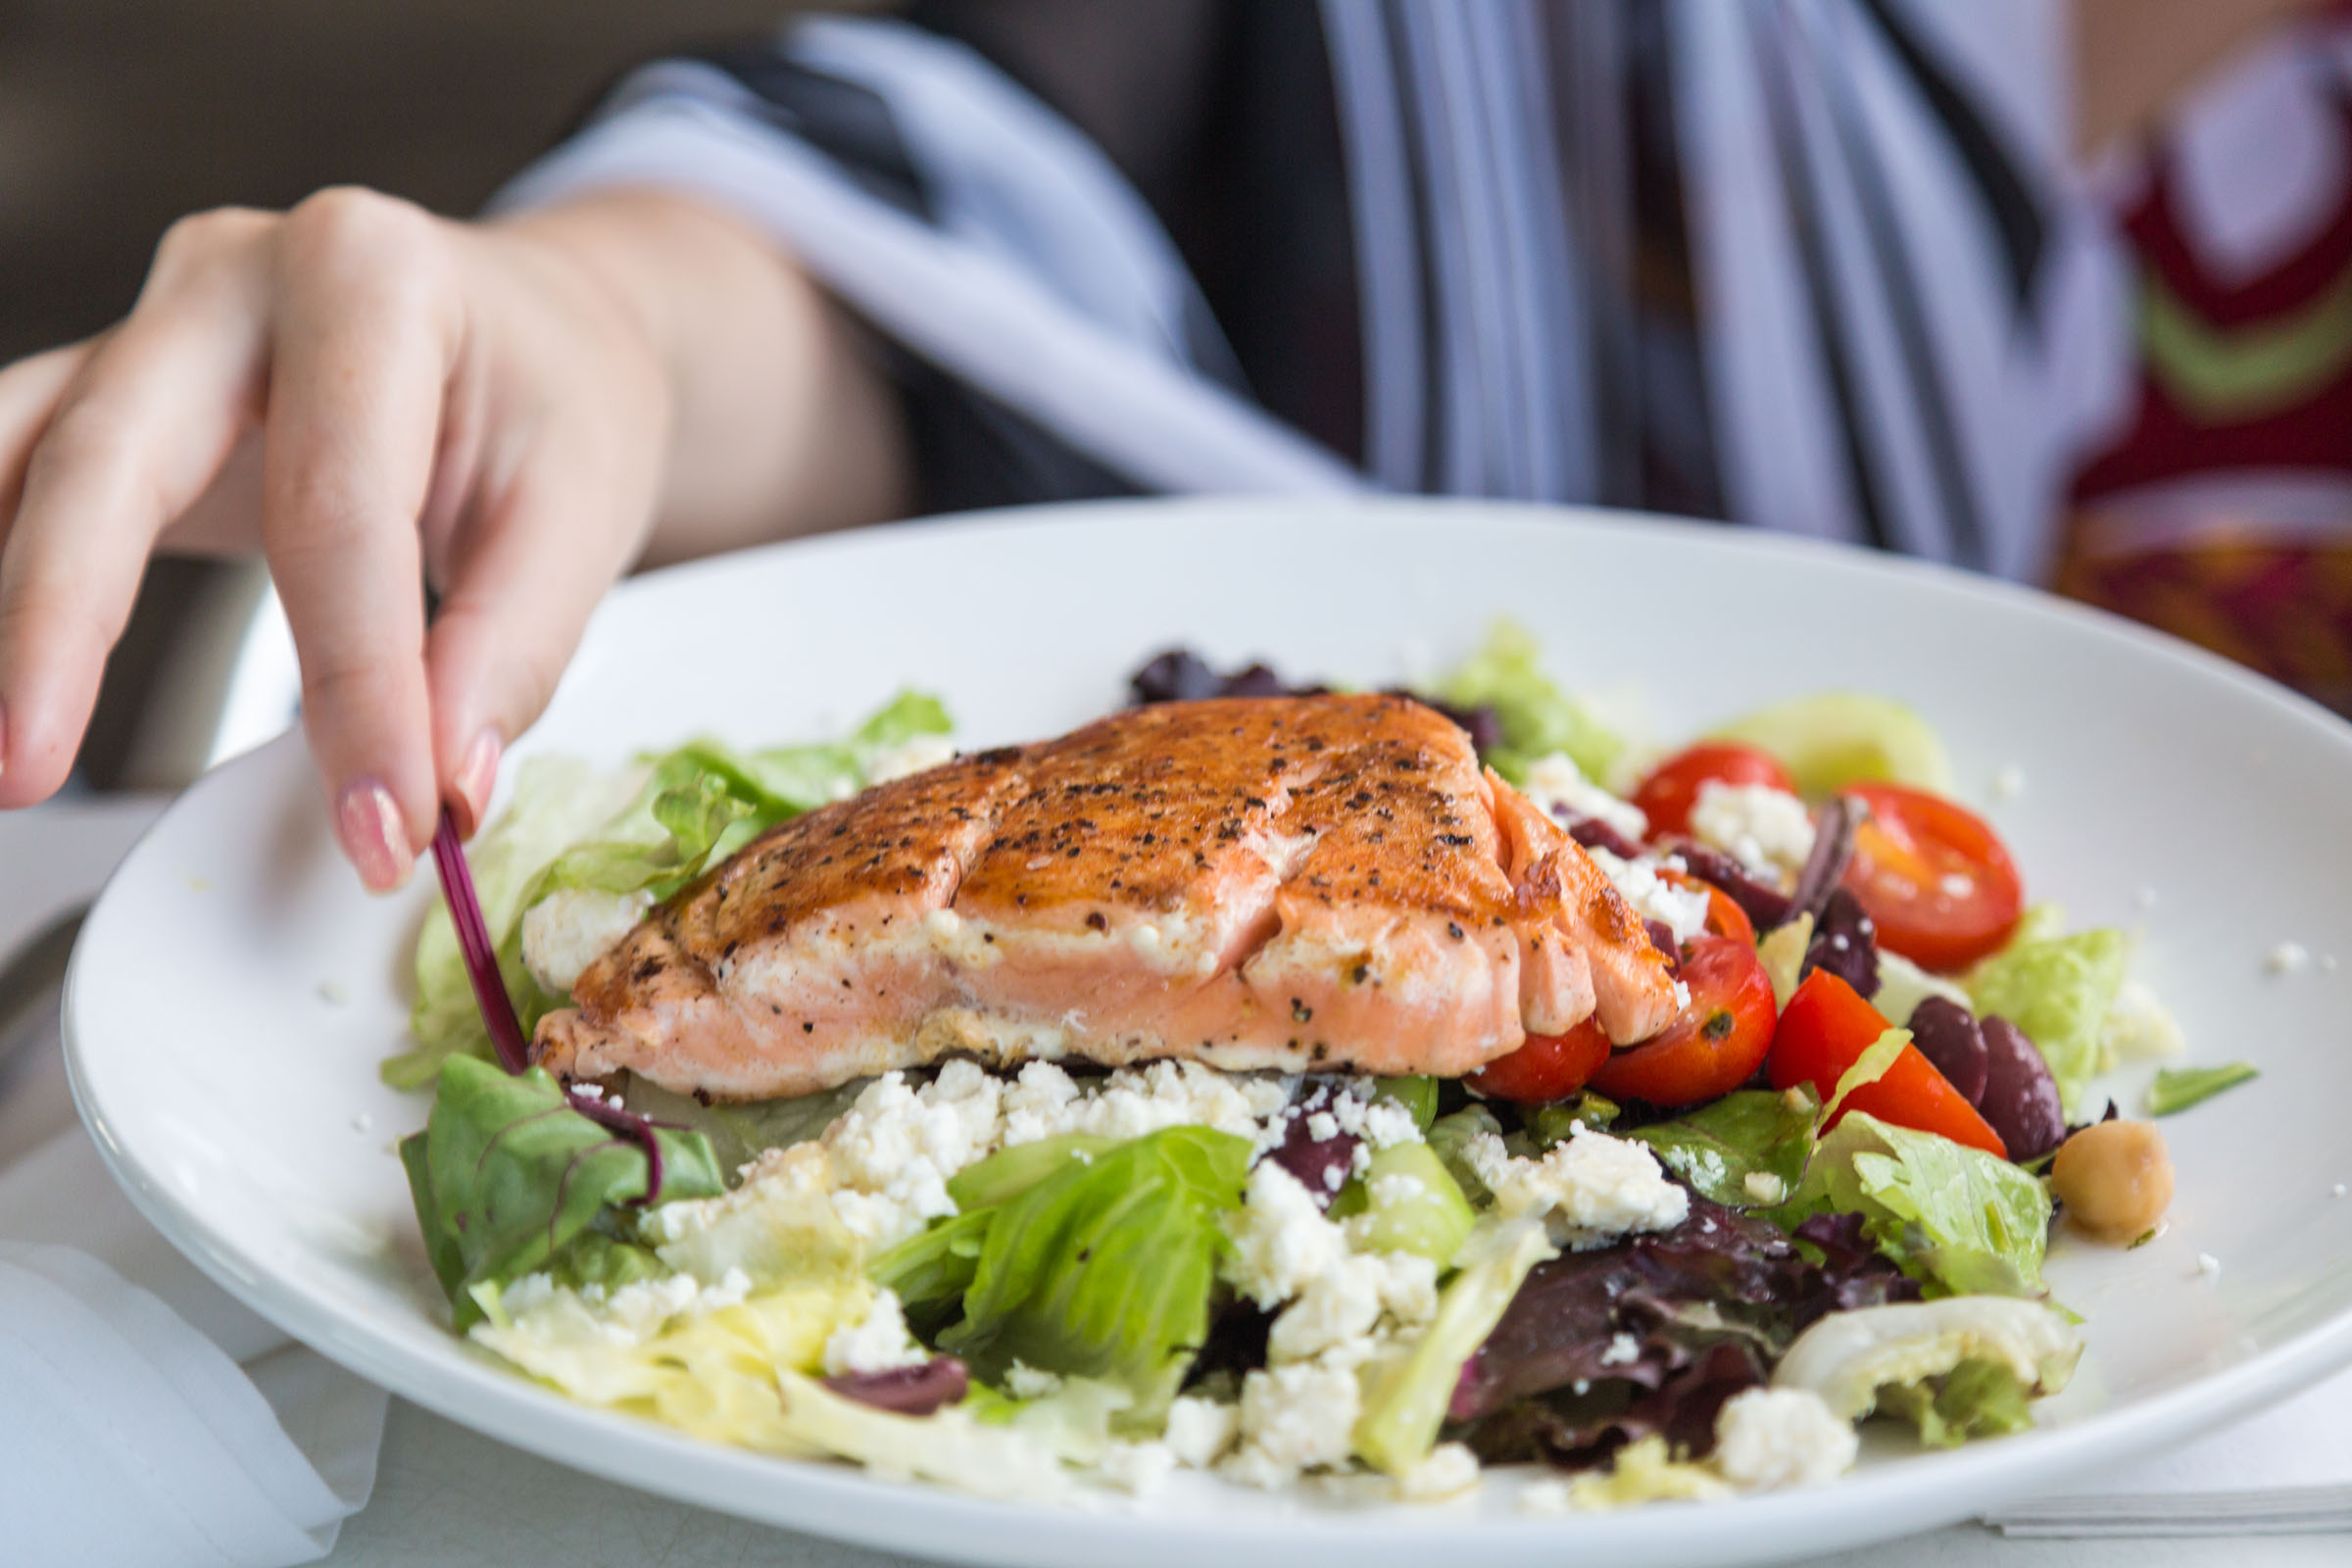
1709, 692, 1953, 796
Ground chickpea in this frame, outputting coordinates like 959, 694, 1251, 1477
2050, 1119, 2175, 1245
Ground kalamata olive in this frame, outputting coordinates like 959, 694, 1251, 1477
2050, 1120, 2174, 1244
1979, 1015, 2068, 1162
1907, 996, 1989, 1105
1669, 843, 1794, 930
1564, 812, 1648, 859
1801, 888, 1880, 999
1644, 919, 1683, 977
824, 1356, 969, 1415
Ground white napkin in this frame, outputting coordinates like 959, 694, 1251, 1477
1984, 1365, 2352, 1537
0, 1099, 389, 1567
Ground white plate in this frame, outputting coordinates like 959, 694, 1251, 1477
65, 497, 2352, 1567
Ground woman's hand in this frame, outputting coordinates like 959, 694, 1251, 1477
0, 186, 908, 888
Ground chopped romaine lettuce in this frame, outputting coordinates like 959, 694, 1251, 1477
1330, 1143, 1476, 1264
938, 1126, 1252, 1423
1967, 916, 2132, 1118
1873, 1356, 2036, 1446
1427, 1105, 1504, 1205
2147, 1063, 2258, 1117
1353, 1218, 1556, 1475
400, 1056, 723, 1326
1780, 1111, 2051, 1298
1771, 1295, 2081, 1429
1625, 1087, 1821, 1210
1436, 619, 1625, 784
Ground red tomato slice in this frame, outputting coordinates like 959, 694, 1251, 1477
1468, 1018, 1612, 1104
1658, 866, 1757, 947
1766, 969, 2007, 1156
1839, 783, 2024, 973
1632, 743, 1796, 841
1589, 935, 1778, 1107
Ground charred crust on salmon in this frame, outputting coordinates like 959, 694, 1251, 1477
530, 696, 1680, 1098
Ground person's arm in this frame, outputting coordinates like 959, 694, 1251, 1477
0, 185, 909, 887
2074, 0, 2330, 158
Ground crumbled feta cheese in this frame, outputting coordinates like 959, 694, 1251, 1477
1712, 1388, 1858, 1490
2101, 979, 2184, 1062
1585, 846, 1712, 946
1358, 1099, 1421, 1150
1689, 782, 1816, 878
2196, 1252, 2222, 1279
1098, 1440, 1176, 1495
1522, 753, 1649, 842
1224, 1361, 1361, 1488
520, 887, 656, 994
820, 1289, 926, 1377
1374, 1252, 1441, 1328
821, 1063, 1005, 1248
1468, 1127, 1690, 1243
1226, 1162, 1351, 1309
2267, 942, 2312, 976
1306, 1110, 1341, 1143
1396, 1442, 1481, 1501
1004, 1360, 1066, 1400
867, 733, 958, 784
999, 1059, 1274, 1148
1742, 1170, 1787, 1205
1598, 1331, 1641, 1368
1163, 1396, 1241, 1468
1672, 980, 1692, 1011
1268, 1254, 1390, 1363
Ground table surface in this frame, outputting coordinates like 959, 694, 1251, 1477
8, 796, 2346, 1568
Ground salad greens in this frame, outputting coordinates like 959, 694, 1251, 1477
1874, 1357, 2036, 1447
1438, 619, 1625, 785
1966, 912, 2133, 1118
1625, 1088, 1820, 1210
400, 1055, 723, 1327
938, 1127, 1252, 1424
2148, 1063, 2260, 1116
1707, 691, 1954, 796
1779, 1112, 2052, 1299
389, 691, 950, 1089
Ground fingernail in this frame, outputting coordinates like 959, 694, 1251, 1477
337, 778, 414, 893
453, 728, 501, 839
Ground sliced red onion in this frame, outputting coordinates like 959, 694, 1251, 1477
1786, 795, 1863, 924
429, 808, 672, 1203
824, 1357, 970, 1415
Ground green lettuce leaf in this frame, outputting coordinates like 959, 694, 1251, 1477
1436, 619, 1624, 783
1427, 1105, 1505, 1205
1873, 1356, 2036, 1447
937, 1126, 1252, 1422
1782, 1111, 2051, 1298
1625, 1087, 1821, 1209
1967, 918, 2133, 1118
399, 1055, 723, 1327
1353, 1218, 1556, 1474
1329, 1143, 1476, 1264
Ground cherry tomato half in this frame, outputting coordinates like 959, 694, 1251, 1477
1469, 1017, 1612, 1104
1839, 783, 2024, 973
1766, 968, 2007, 1156
1589, 935, 1778, 1107
1632, 743, 1797, 841
1658, 866, 1757, 947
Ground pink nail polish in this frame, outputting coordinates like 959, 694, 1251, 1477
454, 728, 501, 839
337, 779, 414, 893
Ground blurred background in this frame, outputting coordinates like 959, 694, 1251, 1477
4, 0, 2348, 794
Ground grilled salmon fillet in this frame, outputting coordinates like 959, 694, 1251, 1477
533, 695, 1679, 1100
